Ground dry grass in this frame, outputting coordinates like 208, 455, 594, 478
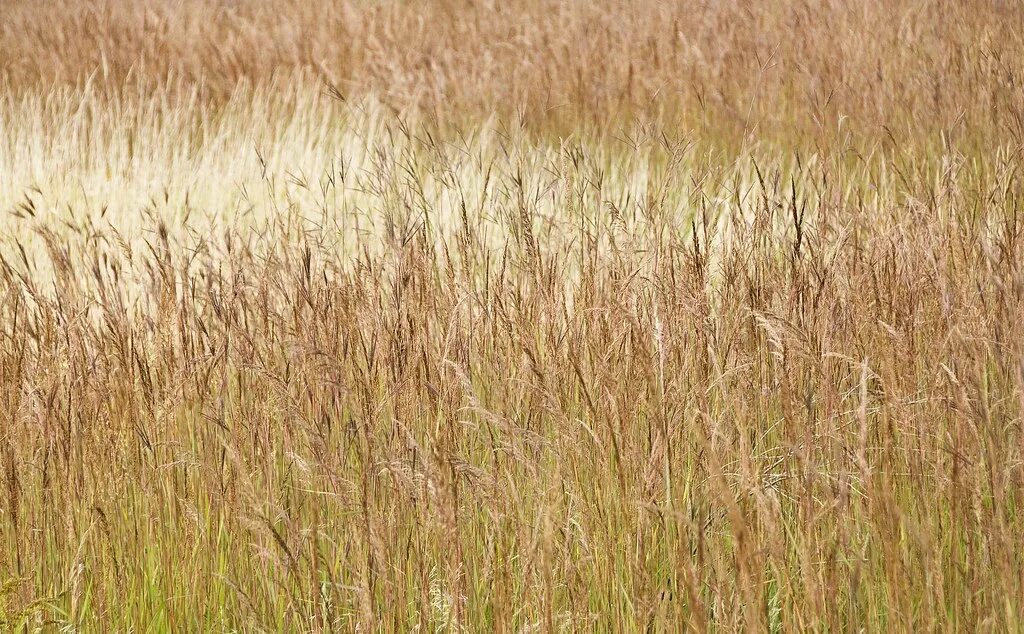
2, 0, 1024, 631
5, 0, 1024, 142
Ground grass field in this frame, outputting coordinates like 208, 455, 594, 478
3, 0, 1024, 630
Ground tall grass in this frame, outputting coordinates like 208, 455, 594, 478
5, 0, 1024, 144
2, 0, 1024, 630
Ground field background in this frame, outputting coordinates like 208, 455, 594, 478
2, 0, 1024, 630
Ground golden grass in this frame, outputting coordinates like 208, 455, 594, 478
5, 0, 1024, 143
2, 0, 1024, 630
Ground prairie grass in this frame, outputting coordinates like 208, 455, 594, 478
2, 0, 1024, 631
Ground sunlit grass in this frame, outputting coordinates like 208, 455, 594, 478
3, 1, 1024, 630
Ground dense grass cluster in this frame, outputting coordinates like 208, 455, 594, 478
6, 0, 1024, 143
3, 0, 1024, 630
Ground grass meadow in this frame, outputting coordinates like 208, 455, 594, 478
3, 0, 1024, 630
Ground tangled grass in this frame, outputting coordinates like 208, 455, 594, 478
2, 0, 1024, 630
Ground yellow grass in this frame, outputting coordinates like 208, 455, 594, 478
2, 0, 1024, 630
